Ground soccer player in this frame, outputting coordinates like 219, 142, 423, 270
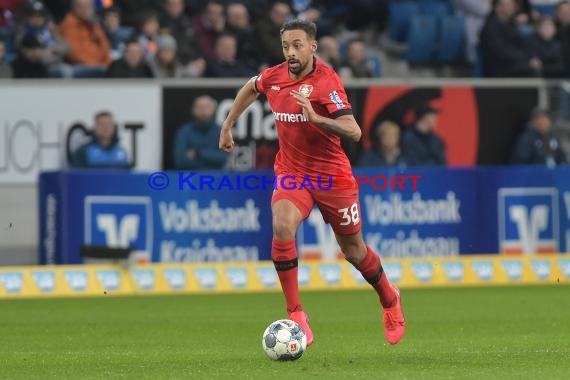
218, 19, 405, 346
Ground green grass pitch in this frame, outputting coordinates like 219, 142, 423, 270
0, 285, 569, 379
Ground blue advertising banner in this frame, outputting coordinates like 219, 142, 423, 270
39, 167, 570, 264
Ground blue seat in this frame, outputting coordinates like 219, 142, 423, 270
532, 4, 556, 16
419, 1, 450, 17
367, 55, 382, 77
389, 1, 419, 42
406, 15, 438, 64
436, 16, 465, 63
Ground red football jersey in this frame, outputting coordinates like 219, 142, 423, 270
255, 58, 354, 180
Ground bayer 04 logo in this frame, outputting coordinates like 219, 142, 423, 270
261, 319, 307, 361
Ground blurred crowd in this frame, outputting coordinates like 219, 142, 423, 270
1, 0, 568, 80
0, 0, 390, 79
477, 0, 570, 78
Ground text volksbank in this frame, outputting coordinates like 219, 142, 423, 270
157, 192, 462, 261
160, 200, 260, 233
159, 199, 261, 262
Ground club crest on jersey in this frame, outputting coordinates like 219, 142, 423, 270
299, 84, 313, 98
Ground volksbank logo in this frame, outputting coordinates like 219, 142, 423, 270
0, 272, 23, 293
501, 260, 523, 281
97, 270, 120, 290
64, 270, 88, 291
298, 266, 311, 286
498, 188, 558, 254
84, 196, 153, 261
255, 267, 277, 288
194, 268, 217, 289
318, 264, 341, 285
531, 259, 551, 280
442, 262, 464, 282
225, 268, 247, 288
411, 262, 433, 282
32, 271, 55, 292
132, 269, 155, 290
472, 261, 494, 281
163, 269, 186, 289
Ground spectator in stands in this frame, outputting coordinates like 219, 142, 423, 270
255, 1, 291, 66
480, 0, 541, 77
338, 38, 376, 79
317, 35, 341, 71
106, 38, 154, 78
15, 2, 69, 77
136, 11, 161, 60
205, 33, 255, 77
0, 40, 13, 78
101, 7, 133, 60
358, 121, 406, 167
150, 34, 178, 78
452, 0, 491, 64
173, 95, 228, 170
150, 34, 204, 78
58, 0, 111, 77
192, 1, 225, 61
402, 105, 447, 166
11, 33, 48, 78
511, 107, 567, 166
555, 0, 570, 76
226, 2, 265, 71
71, 111, 130, 168
527, 16, 565, 77
160, 0, 203, 66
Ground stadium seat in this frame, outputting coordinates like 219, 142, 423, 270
389, 1, 419, 43
367, 55, 382, 77
532, 4, 557, 16
405, 15, 438, 64
436, 16, 465, 63
419, 1, 450, 17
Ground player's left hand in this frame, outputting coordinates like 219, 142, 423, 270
291, 90, 319, 123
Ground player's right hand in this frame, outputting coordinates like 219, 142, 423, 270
219, 125, 235, 152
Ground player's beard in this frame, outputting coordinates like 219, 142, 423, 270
288, 59, 305, 75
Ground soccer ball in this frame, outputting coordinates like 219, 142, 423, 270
262, 319, 307, 361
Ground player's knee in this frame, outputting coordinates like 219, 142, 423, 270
339, 240, 366, 265
273, 218, 297, 240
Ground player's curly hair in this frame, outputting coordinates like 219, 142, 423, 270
280, 19, 317, 40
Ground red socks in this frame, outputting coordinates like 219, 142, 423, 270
355, 246, 396, 308
272, 238, 302, 313
272, 240, 394, 311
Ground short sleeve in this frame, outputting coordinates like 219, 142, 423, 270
254, 69, 270, 94
320, 73, 353, 118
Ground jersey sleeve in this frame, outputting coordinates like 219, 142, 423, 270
319, 73, 353, 118
254, 68, 271, 94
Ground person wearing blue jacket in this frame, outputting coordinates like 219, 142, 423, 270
71, 111, 130, 168
173, 95, 229, 170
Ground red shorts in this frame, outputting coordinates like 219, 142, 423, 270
271, 174, 362, 236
